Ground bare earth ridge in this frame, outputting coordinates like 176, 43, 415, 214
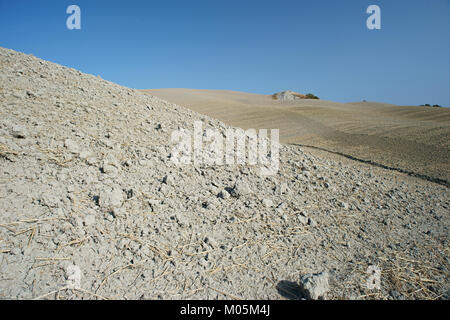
144, 88, 450, 184
0, 47, 449, 300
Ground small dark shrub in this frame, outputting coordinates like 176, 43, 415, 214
305, 93, 319, 100
420, 104, 442, 107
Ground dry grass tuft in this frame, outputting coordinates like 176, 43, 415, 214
0, 143, 18, 159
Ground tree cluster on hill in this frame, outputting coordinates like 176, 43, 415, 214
420, 104, 442, 108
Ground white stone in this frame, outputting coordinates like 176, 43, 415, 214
64, 139, 79, 153
299, 272, 330, 300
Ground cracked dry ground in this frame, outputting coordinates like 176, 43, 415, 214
0, 46, 449, 300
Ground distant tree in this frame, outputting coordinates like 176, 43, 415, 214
420, 103, 442, 107
305, 93, 319, 100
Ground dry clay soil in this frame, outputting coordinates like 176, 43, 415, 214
145, 88, 450, 185
0, 47, 449, 300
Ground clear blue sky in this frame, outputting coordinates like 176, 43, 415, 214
1, 0, 449, 106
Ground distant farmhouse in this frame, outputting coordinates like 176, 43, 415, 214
272, 90, 319, 101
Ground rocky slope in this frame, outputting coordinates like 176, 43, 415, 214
144, 88, 450, 183
0, 47, 448, 300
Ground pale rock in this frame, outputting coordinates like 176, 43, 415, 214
299, 272, 330, 300
64, 139, 79, 153
99, 187, 124, 209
